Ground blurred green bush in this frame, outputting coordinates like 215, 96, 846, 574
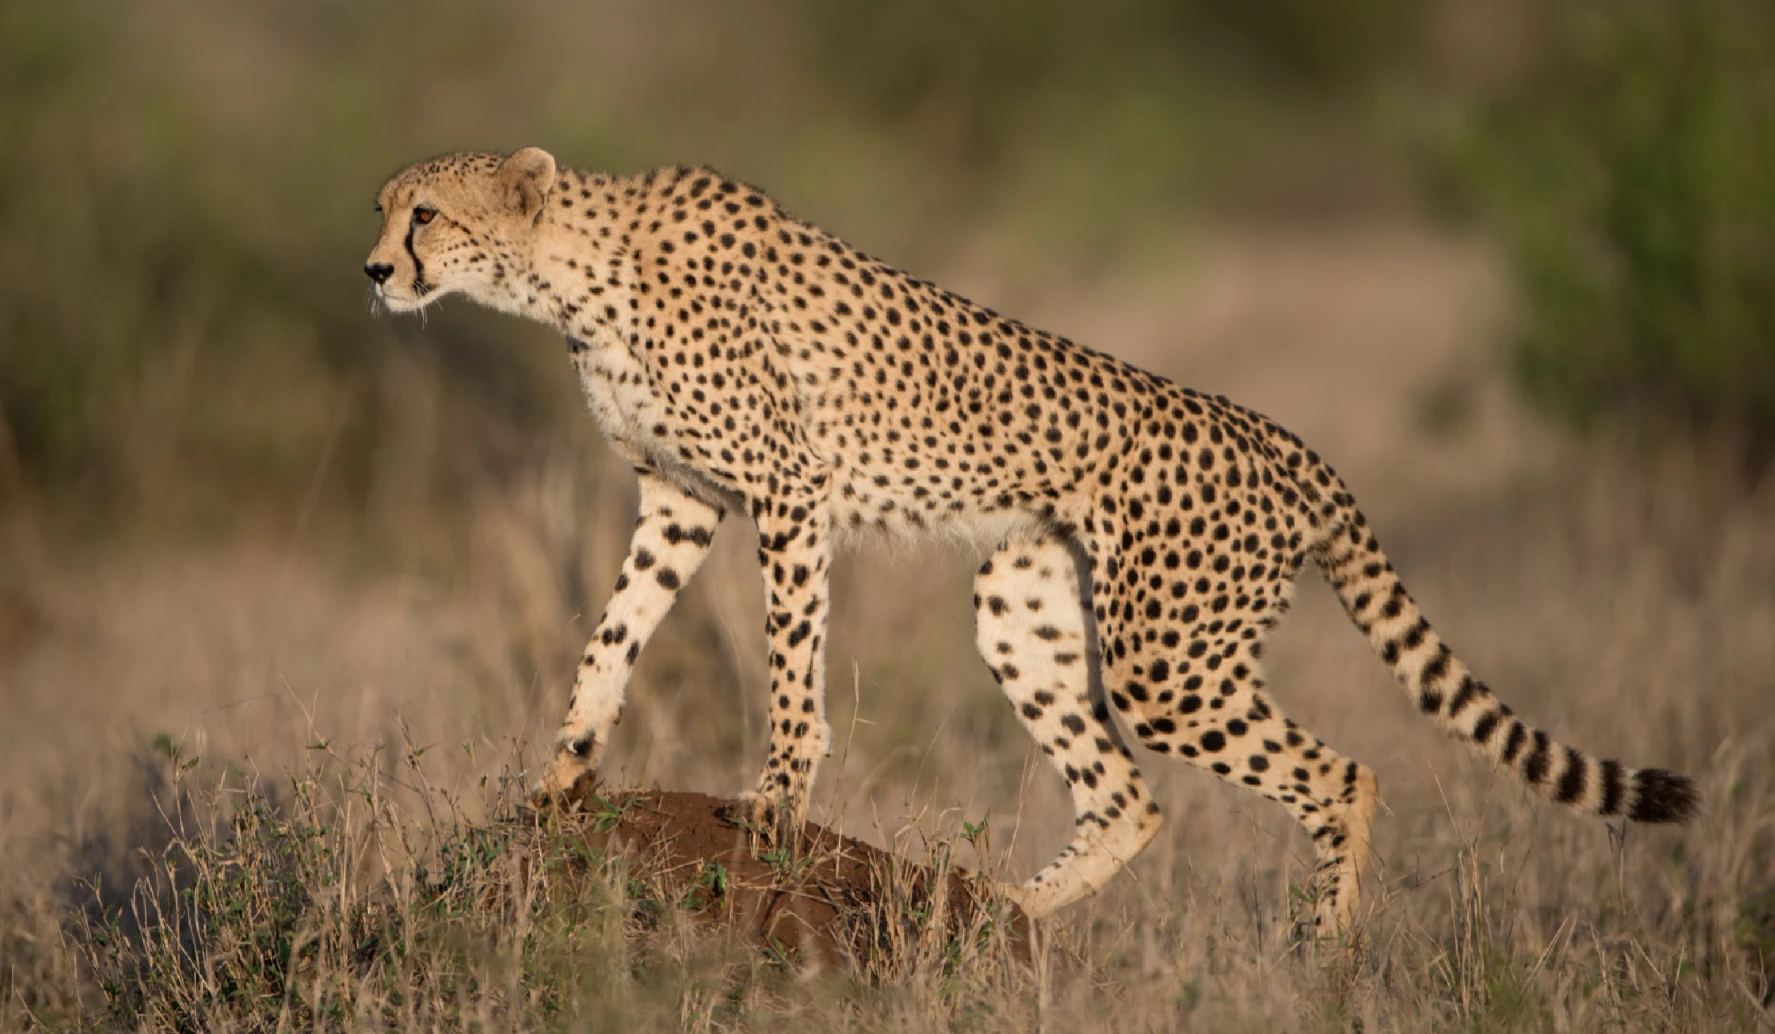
0, 1, 582, 534
1449, 0, 1775, 463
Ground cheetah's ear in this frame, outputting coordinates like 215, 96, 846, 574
496, 147, 557, 221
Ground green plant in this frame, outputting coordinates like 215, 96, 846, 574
680, 860, 730, 913
1452, 0, 1775, 466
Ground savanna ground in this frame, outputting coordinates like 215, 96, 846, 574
4, 1, 1775, 1030
3, 224, 1773, 1031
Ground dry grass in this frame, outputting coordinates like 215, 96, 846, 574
3, 227, 1772, 1031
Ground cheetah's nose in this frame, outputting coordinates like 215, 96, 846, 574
363, 262, 395, 285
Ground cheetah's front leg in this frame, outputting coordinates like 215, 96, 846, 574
728, 483, 833, 838
532, 470, 723, 801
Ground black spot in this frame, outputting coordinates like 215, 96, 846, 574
1501, 721, 1528, 763
1598, 758, 1624, 816
1200, 730, 1225, 753
1448, 675, 1482, 718
1554, 746, 1587, 804
1522, 730, 1551, 785
656, 568, 680, 590
1420, 647, 1450, 688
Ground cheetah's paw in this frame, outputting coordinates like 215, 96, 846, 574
720, 790, 778, 833
528, 738, 601, 810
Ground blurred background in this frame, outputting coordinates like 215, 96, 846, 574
3, 0, 1774, 1026
6, 0, 1772, 538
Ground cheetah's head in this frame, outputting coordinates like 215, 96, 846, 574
363, 147, 558, 315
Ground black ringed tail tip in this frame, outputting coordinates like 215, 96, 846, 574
1629, 768, 1700, 824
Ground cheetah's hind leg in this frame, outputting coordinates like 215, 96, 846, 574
1087, 522, 1382, 938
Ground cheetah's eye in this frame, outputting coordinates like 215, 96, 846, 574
413, 207, 437, 226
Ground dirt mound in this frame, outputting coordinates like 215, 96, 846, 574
515, 789, 1031, 970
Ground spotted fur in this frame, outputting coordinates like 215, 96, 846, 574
364, 149, 1699, 934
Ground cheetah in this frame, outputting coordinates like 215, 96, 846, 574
363, 148, 1698, 934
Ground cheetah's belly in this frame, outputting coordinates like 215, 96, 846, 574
826, 458, 1052, 551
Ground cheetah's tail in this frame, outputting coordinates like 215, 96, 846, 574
1309, 496, 1698, 825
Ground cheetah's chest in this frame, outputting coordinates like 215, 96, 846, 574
568, 336, 667, 458
567, 334, 741, 503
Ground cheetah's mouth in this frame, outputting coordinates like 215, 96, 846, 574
372, 279, 440, 314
